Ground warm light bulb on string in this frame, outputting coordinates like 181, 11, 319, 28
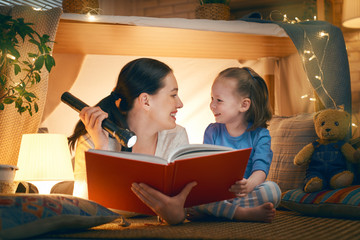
319, 31, 329, 38
86, 12, 96, 21
301, 94, 309, 99
83, 7, 102, 22
6, 54, 15, 60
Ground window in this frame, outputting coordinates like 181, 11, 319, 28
0, 0, 62, 10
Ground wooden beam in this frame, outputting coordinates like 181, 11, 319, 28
53, 19, 297, 60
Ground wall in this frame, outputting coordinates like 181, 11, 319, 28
331, 0, 360, 137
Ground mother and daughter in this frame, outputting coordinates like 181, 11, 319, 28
68, 58, 281, 225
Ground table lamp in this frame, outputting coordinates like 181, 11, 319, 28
342, 0, 360, 28
15, 134, 74, 194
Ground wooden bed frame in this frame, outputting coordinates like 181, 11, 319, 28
53, 19, 297, 60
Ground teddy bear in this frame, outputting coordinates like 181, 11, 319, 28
294, 109, 357, 193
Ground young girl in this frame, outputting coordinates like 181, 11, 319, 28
188, 67, 281, 222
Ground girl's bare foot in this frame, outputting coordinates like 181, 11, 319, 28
233, 202, 276, 223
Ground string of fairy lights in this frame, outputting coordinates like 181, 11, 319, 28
270, 10, 358, 135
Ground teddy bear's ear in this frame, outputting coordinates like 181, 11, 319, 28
313, 110, 323, 121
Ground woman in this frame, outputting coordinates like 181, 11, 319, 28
68, 58, 196, 221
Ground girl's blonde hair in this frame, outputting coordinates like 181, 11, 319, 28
216, 67, 272, 130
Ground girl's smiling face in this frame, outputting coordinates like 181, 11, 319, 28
148, 72, 183, 130
210, 77, 246, 124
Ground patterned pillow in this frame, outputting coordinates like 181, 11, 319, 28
267, 113, 318, 192
0, 194, 121, 239
281, 185, 360, 219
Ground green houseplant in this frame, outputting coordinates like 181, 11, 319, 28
0, 13, 55, 116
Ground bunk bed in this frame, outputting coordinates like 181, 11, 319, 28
2, 6, 359, 240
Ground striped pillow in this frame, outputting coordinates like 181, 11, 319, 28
281, 185, 360, 219
267, 113, 317, 192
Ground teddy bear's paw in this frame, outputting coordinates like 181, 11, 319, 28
304, 177, 323, 192
330, 171, 354, 189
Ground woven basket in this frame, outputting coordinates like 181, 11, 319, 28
62, 0, 99, 14
195, 3, 230, 20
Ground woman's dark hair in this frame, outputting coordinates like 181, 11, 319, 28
216, 67, 272, 131
68, 58, 172, 150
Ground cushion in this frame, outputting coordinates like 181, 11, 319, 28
281, 185, 360, 219
267, 113, 318, 192
0, 194, 122, 239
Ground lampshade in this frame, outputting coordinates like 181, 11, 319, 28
342, 0, 360, 28
15, 134, 74, 194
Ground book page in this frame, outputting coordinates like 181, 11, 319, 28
168, 144, 234, 162
88, 149, 168, 165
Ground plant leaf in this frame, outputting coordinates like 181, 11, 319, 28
34, 102, 38, 113
14, 64, 21, 75
34, 72, 40, 83
15, 97, 23, 108
28, 53, 38, 58
3, 97, 15, 104
34, 55, 44, 70
44, 55, 55, 72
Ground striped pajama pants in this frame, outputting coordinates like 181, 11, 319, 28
190, 181, 281, 220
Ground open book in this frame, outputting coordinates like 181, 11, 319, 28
85, 144, 251, 215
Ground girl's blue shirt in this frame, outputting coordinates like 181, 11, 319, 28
203, 122, 273, 179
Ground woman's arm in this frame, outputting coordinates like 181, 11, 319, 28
79, 106, 109, 150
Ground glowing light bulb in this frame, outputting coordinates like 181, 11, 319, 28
319, 31, 329, 37
315, 75, 321, 80
6, 54, 15, 60
301, 94, 309, 99
309, 55, 316, 61
309, 98, 316, 101
283, 14, 288, 22
86, 13, 96, 21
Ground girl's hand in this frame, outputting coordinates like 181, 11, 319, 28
229, 178, 249, 197
229, 171, 267, 197
79, 106, 109, 150
131, 181, 197, 225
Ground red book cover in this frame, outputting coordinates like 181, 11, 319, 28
85, 144, 251, 215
